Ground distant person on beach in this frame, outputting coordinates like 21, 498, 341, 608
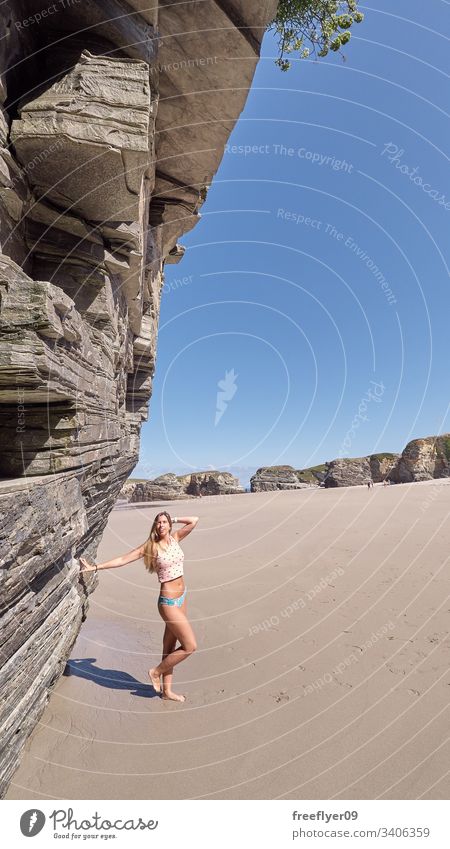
80, 512, 199, 703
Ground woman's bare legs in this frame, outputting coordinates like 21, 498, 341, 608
148, 623, 177, 694
149, 600, 196, 702
161, 596, 190, 701
160, 623, 177, 696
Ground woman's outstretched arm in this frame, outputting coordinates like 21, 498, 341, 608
173, 516, 199, 542
79, 542, 145, 573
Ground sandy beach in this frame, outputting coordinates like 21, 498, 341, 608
6, 480, 450, 800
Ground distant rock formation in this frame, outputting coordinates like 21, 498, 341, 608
120, 481, 142, 502
127, 474, 188, 502
396, 435, 450, 482
325, 453, 400, 488
369, 453, 400, 483
0, 0, 277, 796
121, 470, 244, 501
325, 441, 450, 487
324, 457, 372, 488
181, 471, 244, 496
247, 437, 450, 493
250, 465, 309, 492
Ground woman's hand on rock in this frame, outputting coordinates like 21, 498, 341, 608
79, 557, 96, 573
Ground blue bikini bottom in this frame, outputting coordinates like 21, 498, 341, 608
158, 587, 187, 608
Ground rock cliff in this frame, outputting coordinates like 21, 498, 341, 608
324, 457, 372, 488
396, 435, 450, 482
179, 471, 244, 496
250, 437, 450, 492
250, 465, 309, 492
0, 0, 277, 795
125, 473, 188, 503
369, 453, 400, 483
325, 443, 449, 487
121, 470, 244, 501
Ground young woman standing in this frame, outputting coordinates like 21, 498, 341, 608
80, 513, 199, 702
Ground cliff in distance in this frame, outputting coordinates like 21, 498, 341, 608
250, 436, 450, 491
395, 435, 450, 482
324, 453, 400, 488
121, 435, 450, 500
121, 470, 244, 501
0, 0, 278, 796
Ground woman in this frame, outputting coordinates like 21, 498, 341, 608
79, 513, 199, 703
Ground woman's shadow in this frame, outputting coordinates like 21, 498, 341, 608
64, 658, 158, 698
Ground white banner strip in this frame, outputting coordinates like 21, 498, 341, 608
1, 800, 447, 848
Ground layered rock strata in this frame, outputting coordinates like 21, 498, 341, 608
121, 470, 244, 501
369, 453, 400, 483
325, 442, 450, 487
324, 457, 372, 488
250, 437, 450, 493
178, 471, 244, 496
127, 473, 189, 502
396, 436, 450, 482
0, 0, 278, 796
250, 465, 309, 492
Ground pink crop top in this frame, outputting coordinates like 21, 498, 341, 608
155, 535, 184, 583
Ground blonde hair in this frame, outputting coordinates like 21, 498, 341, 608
144, 511, 173, 573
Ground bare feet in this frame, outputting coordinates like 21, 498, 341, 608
162, 689, 186, 702
148, 668, 161, 693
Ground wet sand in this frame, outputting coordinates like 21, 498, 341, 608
6, 480, 450, 800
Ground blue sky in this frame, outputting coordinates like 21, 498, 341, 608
135, 1, 449, 489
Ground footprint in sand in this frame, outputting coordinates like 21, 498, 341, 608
274, 692, 290, 703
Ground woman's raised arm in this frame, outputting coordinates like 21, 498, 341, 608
173, 516, 199, 542
79, 542, 146, 573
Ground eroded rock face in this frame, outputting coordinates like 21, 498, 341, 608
325, 454, 400, 487
242, 436, 450, 496
324, 457, 372, 488
0, 473, 88, 789
181, 471, 244, 496
0, 0, 278, 795
396, 436, 450, 482
127, 473, 189, 502
120, 470, 244, 501
369, 453, 400, 483
250, 465, 309, 492
12, 52, 151, 218
325, 439, 450, 487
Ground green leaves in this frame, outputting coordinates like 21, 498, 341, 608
337, 14, 353, 28
270, 0, 364, 70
